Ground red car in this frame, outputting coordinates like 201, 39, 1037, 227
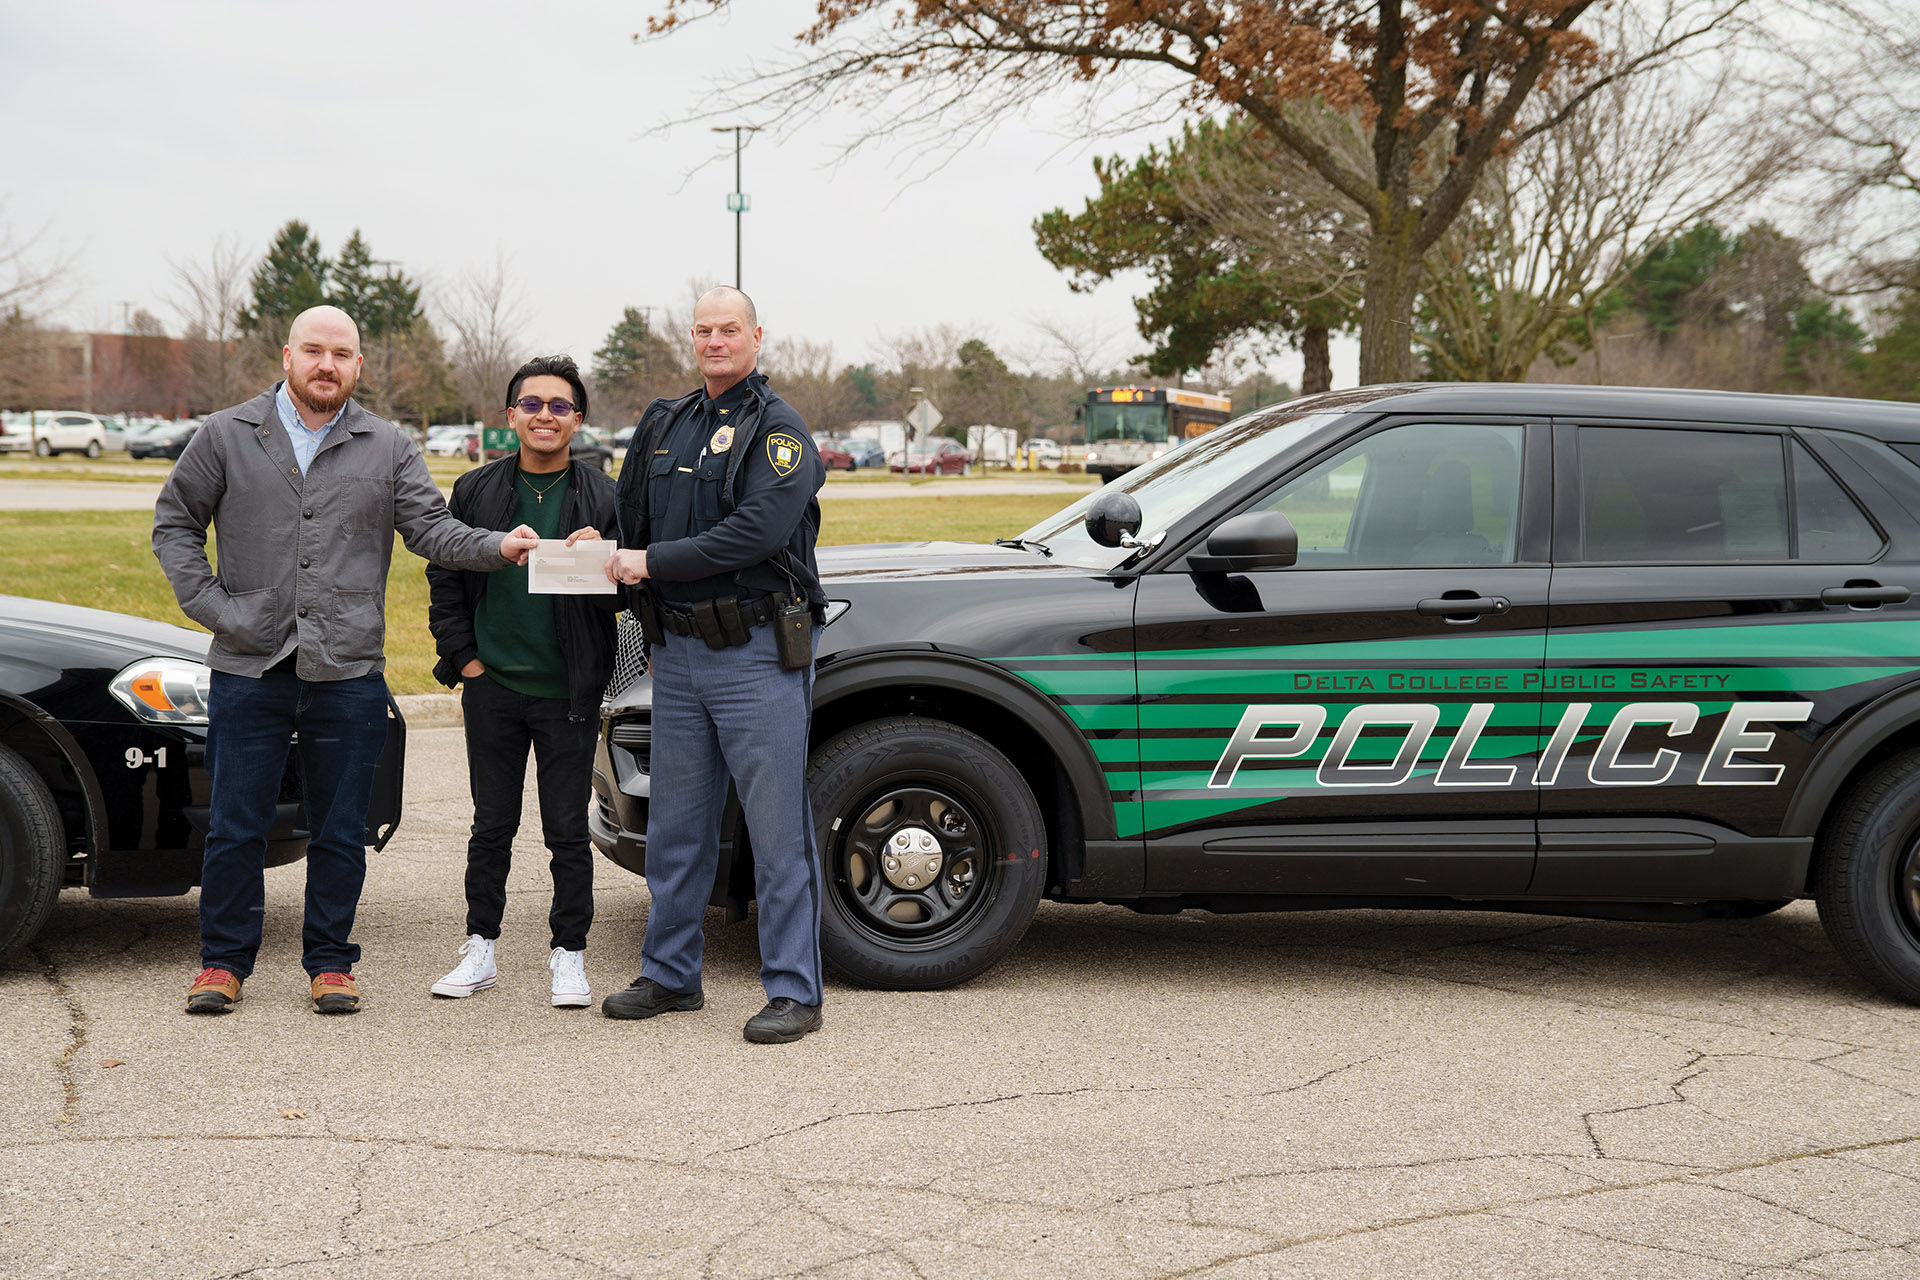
890, 440, 973, 475
819, 438, 888, 471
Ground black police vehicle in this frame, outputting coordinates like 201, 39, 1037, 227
0, 596, 405, 961
591, 383, 1920, 1003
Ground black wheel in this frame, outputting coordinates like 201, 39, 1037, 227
33, 438, 51, 458
843, 461, 856, 472
1814, 749, 1920, 1002
0, 743, 65, 963
84, 440, 101, 458
809, 717, 1046, 989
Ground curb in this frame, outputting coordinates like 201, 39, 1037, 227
396, 693, 462, 727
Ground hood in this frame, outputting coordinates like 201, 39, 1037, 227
817, 541, 1110, 584
0, 594, 211, 662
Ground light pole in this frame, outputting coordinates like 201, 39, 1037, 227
710, 125, 761, 289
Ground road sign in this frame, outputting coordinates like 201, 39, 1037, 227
905, 399, 943, 436
483, 426, 518, 457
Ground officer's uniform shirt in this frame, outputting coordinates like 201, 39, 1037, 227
647, 381, 753, 604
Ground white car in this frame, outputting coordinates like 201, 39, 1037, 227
1024, 438, 1063, 467
0, 410, 111, 457
425, 426, 474, 457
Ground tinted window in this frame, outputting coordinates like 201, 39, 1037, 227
1581, 428, 1786, 562
1255, 422, 1524, 566
1794, 442, 1884, 562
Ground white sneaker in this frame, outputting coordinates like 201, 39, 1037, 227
549, 947, 590, 1008
430, 935, 497, 998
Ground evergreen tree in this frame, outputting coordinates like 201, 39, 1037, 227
1861, 293, 1920, 403
329, 230, 423, 339
243, 220, 328, 333
592, 308, 684, 425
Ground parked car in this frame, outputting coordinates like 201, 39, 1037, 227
819, 438, 888, 471
570, 425, 616, 474
0, 411, 112, 458
128, 421, 201, 460
0, 594, 408, 963
1025, 438, 1063, 467
890, 440, 973, 475
594, 382, 1920, 1002
424, 426, 473, 457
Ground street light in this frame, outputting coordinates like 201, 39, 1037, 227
710, 125, 762, 289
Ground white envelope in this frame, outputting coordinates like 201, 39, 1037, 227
527, 539, 618, 594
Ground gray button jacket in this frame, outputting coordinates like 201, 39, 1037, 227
152, 385, 507, 680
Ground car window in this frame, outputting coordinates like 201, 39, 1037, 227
57, 416, 89, 426
1793, 441, 1884, 562
1580, 427, 1787, 562
1251, 422, 1524, 567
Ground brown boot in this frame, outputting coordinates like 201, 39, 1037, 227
310, 972, 360, 1015
185, 967, 242, 1015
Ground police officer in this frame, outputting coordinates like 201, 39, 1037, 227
601, 286, 829, 1044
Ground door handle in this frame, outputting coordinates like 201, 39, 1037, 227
1416, 595, 1510, 620
1821, 584, 1910, 608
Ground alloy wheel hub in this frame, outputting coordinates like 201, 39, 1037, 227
883, 827, 944, 890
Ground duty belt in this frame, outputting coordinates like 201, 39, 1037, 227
657, 594, 790, 649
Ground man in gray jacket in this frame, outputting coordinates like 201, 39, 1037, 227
154, 305, 538, 1016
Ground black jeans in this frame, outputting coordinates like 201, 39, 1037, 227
460, 673, 597, 951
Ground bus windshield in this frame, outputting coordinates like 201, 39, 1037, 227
1086, 402, 1170, 444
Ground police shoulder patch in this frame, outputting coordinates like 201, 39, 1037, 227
766, 432, 804, 477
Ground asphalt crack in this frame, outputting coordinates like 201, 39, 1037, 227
27, 940, 88, 1127
1581, 1051, 1709, 1158
719, 1084, 1111, 1154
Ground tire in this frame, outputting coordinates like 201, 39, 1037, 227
84, 440, 101, 459
1814, 749, 1920, 1003
0, 743, 66, 963
34, 439, 51, 458
809, 717, 1047, 989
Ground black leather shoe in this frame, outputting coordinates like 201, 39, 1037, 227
600, 977, 704, 1020
743, 998, 823, 1044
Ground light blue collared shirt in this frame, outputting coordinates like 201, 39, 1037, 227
276, 381, 345, 476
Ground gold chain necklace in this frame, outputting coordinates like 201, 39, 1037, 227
517, 468, 566, 505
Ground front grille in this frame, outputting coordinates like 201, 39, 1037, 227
603, 613, 649, 699
610, 720, 651, 772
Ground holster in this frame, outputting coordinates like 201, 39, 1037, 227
774, 600, 813, 670
634, 589, 665, 645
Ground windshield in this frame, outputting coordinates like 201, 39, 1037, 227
1021, 407, 1345, 563
1086, 402, 1171, 444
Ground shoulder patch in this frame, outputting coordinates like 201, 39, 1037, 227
765, 432, 805, 478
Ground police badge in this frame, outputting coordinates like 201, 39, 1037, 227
709, 424, 735, 454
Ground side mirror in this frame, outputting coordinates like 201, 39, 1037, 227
1188, 510, 1298, 573
1085, 490, 1143, 548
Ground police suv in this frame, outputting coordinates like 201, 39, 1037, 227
591, 384, 1920, 1003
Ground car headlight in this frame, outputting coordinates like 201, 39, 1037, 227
109, 658, 213, 724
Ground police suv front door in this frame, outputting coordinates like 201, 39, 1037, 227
1134, 418, 1550, 897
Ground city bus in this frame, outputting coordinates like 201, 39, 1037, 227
1080, 385, 1232, 482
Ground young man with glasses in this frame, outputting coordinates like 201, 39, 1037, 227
426, 355, 620, 1007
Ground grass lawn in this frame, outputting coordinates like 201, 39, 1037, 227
0, 491, 1082, 694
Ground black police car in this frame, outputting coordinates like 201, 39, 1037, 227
0, 596, 405, 961
591, 383, 1920, 1002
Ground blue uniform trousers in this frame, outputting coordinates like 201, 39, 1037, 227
641, 623, 823, 1005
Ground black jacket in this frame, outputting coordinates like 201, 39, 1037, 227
427, 455, 621, 721
614, 371, 826, 610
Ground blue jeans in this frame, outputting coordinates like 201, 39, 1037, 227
201, 666, 390, 979
641, 623, 823, 1004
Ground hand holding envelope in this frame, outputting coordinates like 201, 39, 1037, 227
528, 535, 619, 594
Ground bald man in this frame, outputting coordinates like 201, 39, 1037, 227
155, 305, 539, 1016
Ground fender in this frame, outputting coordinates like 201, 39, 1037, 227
0, 690, 108, 856
1782, 682, 1920, 838
812, 650, 1118, 843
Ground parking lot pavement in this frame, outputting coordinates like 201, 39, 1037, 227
5, 726, 1919, 1279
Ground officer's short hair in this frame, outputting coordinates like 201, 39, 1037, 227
699, 286, 757, 329
506, 354, 589, 420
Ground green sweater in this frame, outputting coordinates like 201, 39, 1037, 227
472, 467, 570, 700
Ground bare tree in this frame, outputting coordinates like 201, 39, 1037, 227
439, 254, 530, 421
763, 337, 858, 434
643, 0, 1759, 383
170, 235, 258, 412
1419, 33, 1791, 383
0, 215, 73, 411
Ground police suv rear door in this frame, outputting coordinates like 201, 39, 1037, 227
1538, 416, 1907, 900
1133, 416, 1551, 897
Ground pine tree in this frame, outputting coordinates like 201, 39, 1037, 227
329, 230, 423, 339
243, 221, 329, 334
592, 308, 684, 425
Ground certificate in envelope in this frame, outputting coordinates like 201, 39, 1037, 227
528, 540, 618, 594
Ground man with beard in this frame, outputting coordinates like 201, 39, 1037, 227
154, 305, 540, 1016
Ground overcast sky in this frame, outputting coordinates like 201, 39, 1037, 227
2, 1, 1354, 392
